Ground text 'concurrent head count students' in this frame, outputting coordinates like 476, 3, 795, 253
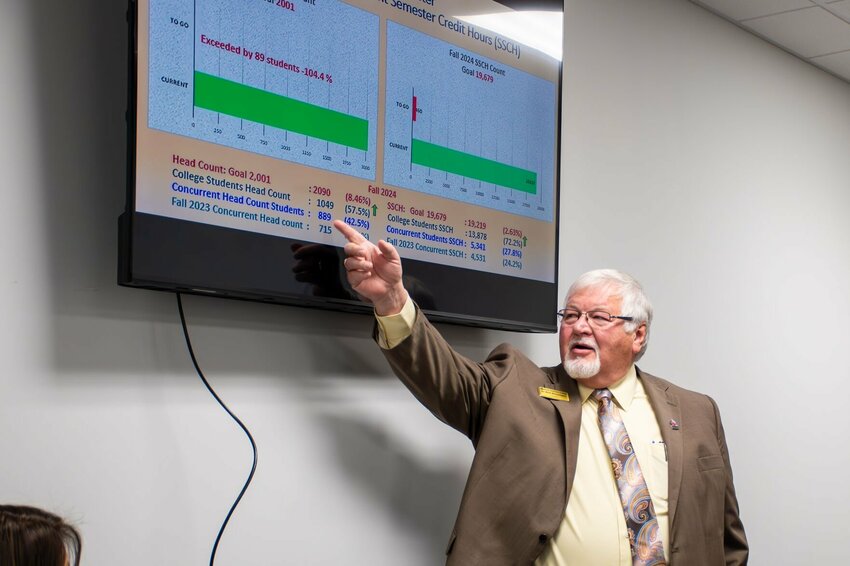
334, 219, 747, 566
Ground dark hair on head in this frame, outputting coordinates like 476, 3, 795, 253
0, 505, 82, 566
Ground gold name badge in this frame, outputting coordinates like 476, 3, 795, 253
538, 386, 569, 402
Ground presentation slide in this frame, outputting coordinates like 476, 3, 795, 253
135, 0, 560, 283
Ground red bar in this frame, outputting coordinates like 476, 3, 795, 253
412, 96, 417, 122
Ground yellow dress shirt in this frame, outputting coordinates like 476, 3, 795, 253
376, 300, 669, 565
534, 367, 669, 565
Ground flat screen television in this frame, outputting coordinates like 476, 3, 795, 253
121, 0, 562, 332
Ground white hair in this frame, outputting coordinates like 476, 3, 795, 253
565, 269, 653, 361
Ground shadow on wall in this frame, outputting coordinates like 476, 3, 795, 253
320, 412, 468, 561
25, 0, 161, 372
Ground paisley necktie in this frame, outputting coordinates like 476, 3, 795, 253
594, 388, 666, 566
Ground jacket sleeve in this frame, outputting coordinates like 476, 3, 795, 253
710, 396, 749, 565
377, 306, 516, 445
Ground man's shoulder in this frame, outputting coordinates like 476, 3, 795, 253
486, 342, 531, 362
487, 342, 560, 373
637, 368, 715, 406
408, 311, 560, 380
483, 343, 563, 391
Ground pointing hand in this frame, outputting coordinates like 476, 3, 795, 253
333, 220, 409, 315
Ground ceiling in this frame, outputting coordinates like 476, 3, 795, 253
690, 0, 850, 83
503, 0, 850, 84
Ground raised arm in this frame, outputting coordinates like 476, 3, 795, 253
333, 219, 409, 316
334, 220, 505, 440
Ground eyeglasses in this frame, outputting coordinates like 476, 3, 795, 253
556, 309, 634, 328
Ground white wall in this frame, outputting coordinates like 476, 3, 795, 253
0, 0, 847, 564
560, 1, 850, 563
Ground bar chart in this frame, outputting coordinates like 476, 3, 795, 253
148, 0, 379, 179
382, 22, 557, 221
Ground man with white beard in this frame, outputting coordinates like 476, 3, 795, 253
335, 220, 748, 566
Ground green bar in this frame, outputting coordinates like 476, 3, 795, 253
194, 71, 368, 151
411, 139, 536, 194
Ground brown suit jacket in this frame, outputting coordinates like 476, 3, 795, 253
380, 308, 748, 566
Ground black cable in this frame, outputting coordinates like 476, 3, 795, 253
176, 292, 258, 566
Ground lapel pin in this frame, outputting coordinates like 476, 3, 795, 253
669, 419, 680, 430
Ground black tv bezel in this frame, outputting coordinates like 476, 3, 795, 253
120, 0, 563, 333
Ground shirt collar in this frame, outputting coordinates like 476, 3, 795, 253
577, 364, 638, 410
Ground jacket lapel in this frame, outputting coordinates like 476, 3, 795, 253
548, 366, 582, 500
640, 370, 683, 532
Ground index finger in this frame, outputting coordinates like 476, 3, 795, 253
333, 219, 366, 244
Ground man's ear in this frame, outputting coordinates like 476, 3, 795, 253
632, 323, 647, 355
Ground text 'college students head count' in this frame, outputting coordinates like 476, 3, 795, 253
333, 219, 748, 566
